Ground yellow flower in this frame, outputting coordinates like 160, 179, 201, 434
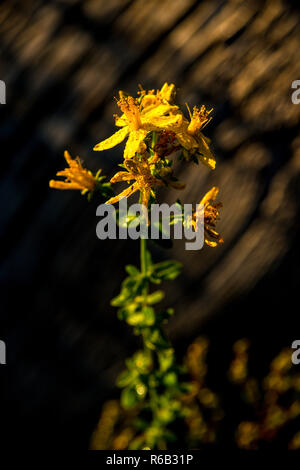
93, 92, 182, 160
192, 187, 223, 247
140, 82, 176, 109
49, 150, 97, 194
105, 154, 184, 209
175, 105, 216, 170
187, 104, 213, 135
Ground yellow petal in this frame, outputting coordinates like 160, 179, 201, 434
94, 126, 129, 151
105, 183, 138, 204
197, 134, 216, 170
114, 113, 128, 127
143, 103, 179, 119
205, 239, 218, 247
64, 150, 73, 166
110, 171, 133, 183
49, 180, 82, 190
176, 129, 198, 150
141, 188, 150, 209
142, 113, 182, 132
124, 129, 148, 159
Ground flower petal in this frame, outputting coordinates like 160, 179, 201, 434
93, 126, 129, 151
105, 183, 138, 204
176, 129, 198, 150
49, 180, 82, 190
204, 239, 218, 247
110, 171, 133, 183
143, 103, 179, 118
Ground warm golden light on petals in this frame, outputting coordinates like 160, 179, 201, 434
187, 104, 213, 135
140, 82, 177, 109
94, 88, 183, 160
105, 154, 184, 208
49, 150, 97, 194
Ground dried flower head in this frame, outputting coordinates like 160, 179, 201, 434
106, 153, 184, 209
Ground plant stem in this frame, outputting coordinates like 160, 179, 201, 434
140, 236, 147, 277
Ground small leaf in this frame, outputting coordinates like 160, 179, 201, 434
145, 291, 165, 305
125, 265, 140, 277
151, 260, 182, 282
163, 372, 177, 387
142, 306, 155, 326
121, 386, 139, 409
158, 348, 174, 372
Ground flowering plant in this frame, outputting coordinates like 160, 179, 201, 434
50, 83, 223, 449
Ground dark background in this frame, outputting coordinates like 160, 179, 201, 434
0, 0, 300, 450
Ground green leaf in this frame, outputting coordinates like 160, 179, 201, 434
158, 348, 174, 372
144, 328, 169, 350
126, 306, 155, 327
125, 265, 140, 276
145, 290, 165, 305
111, 274, 144, 306
150, 260, 182, 282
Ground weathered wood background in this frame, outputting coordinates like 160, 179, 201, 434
0, 0, 300, 449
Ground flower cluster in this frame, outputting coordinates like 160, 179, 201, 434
50, 83, 223, 247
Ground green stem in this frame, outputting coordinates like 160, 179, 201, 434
140, 236, 147, 277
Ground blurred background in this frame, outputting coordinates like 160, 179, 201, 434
0, 0, 300, 450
